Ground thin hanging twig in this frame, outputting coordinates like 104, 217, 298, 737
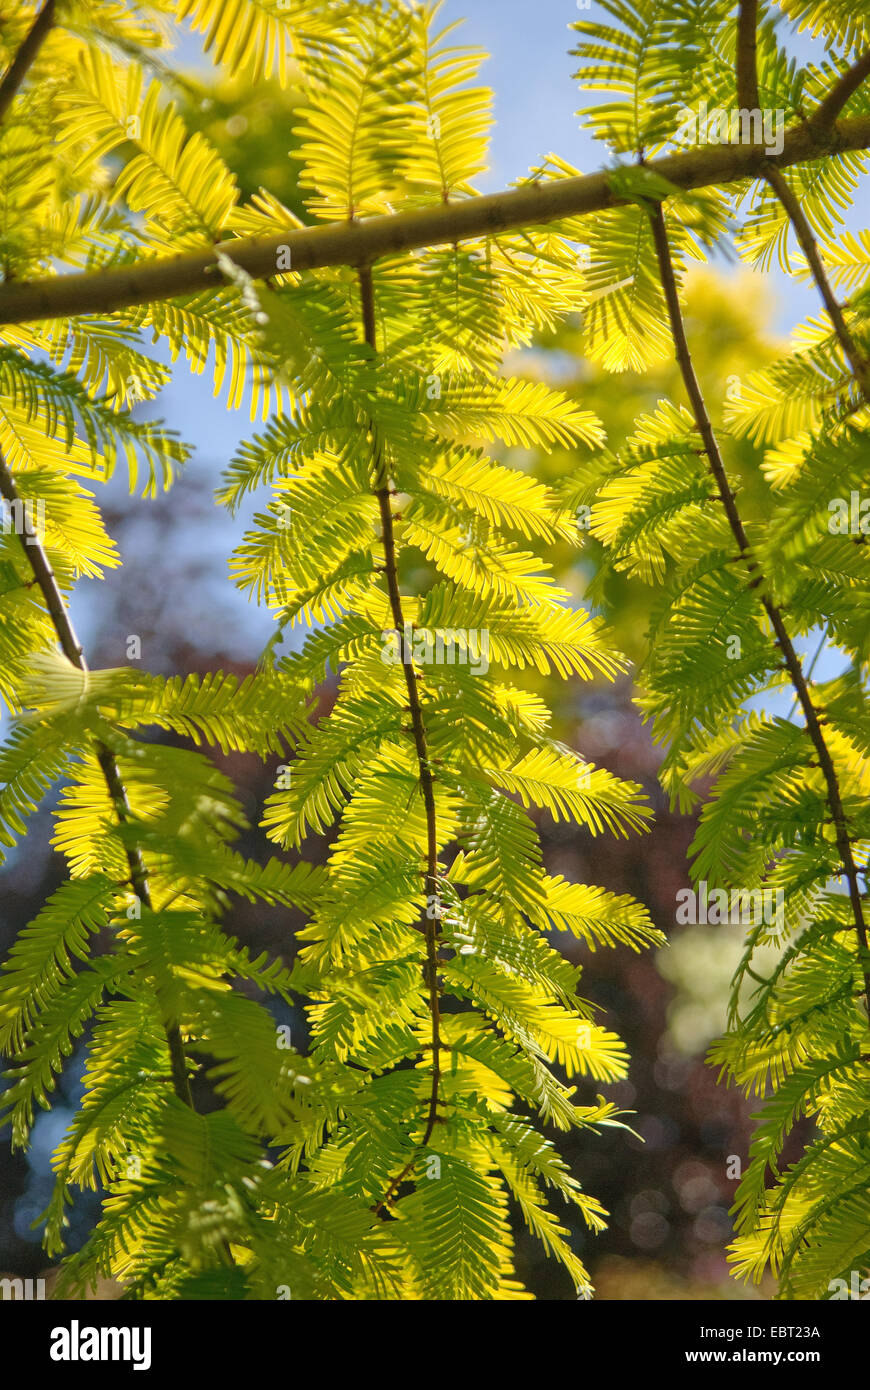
0, 452, 194, 1108
357, 266, 442, 1212
647, 203, 870, 1008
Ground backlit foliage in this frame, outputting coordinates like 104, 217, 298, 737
0, 0, 659, 1301
0, 0, 868, 1301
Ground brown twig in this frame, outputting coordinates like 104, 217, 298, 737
647, 202, 870, 1007
736, 0, 760, 113
0, 451, 194, 1107
357, 267, 442, 1214
0, 0, 56, 125
763, 162, 870, 392
736, 2, 870, 390
809, 49, 870, 133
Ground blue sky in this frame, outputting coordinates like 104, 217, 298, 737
438, 0, 595, 191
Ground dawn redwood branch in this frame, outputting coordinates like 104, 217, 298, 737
647, 203, 870, 1006
357, 266, 442, 1213
809, 48, 870, 133
763, 163, 870, 392
730, 4, 870, 980
734, 3, 870, 391
736, 0, 760, 113
737, 0, 870, 134
0, 0, 56, 125
3, 115, 870, 325
0, 451, 194, 1109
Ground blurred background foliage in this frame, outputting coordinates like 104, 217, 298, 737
0, 38, 798, 1303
